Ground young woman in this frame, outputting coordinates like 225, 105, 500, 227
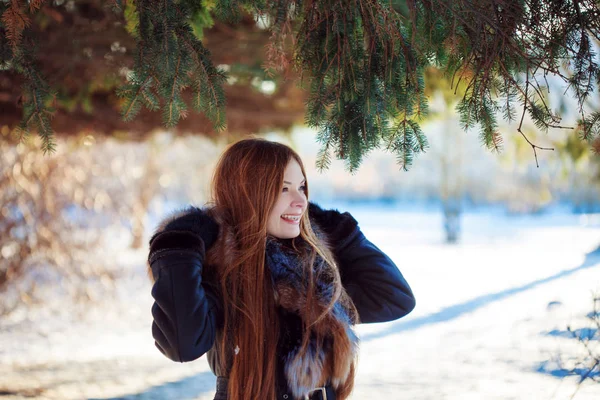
147, 138, 415, 400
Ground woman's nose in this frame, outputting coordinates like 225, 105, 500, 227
292, 191, 307, 207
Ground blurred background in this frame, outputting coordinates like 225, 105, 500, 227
1, 118, 599, 399
1, 1, 600, 399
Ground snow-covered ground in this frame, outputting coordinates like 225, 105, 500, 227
1, 204, 599, 400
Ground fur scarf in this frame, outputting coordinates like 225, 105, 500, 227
265, 237, 359, 399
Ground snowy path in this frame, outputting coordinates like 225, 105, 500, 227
1, 207, 599, 399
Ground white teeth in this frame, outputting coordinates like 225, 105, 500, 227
281, 214, 301, 221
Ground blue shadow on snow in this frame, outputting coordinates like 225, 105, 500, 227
535, 361, 600, 379
88, 371, 215, 400
544, 327, 598, 341
362, 245, 600, 342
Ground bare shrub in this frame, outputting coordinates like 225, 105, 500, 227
539, 293, 600, 399
566, 295, 600, 399
0, 131, 160, 316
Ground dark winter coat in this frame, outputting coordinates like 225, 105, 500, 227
148, 202, 416, 399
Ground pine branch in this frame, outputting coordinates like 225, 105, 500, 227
517, 75, 555, 168
118, 74, 154, 122
119, 0, 227, 132
180, 35, 227, 129
165, 54, 184, 127
27, 0, 45, 13
315, 140, 331, 173
2, 0, 30, 50
2, 0, 600, 167
9, 32, 56, 153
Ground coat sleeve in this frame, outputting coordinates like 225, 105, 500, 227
308, 202, 415, 324
149, 230, 223, 362
336, 227, 416, 324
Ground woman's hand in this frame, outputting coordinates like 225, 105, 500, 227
308, 202, 359, 252
148, 207, 220, 280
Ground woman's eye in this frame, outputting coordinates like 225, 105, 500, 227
282, 185, 305, 193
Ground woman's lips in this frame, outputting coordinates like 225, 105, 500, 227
281, 215, 301, 224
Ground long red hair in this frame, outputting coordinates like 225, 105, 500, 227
207, 138, 356, 400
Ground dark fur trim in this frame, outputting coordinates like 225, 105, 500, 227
149, 206, 220, 250
308, 202, 358, 249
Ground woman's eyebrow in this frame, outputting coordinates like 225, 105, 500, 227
283, 179, 306, 184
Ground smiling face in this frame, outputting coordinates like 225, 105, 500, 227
266, 158, 308, 239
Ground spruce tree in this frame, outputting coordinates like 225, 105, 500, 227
1, 0, 599, 171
